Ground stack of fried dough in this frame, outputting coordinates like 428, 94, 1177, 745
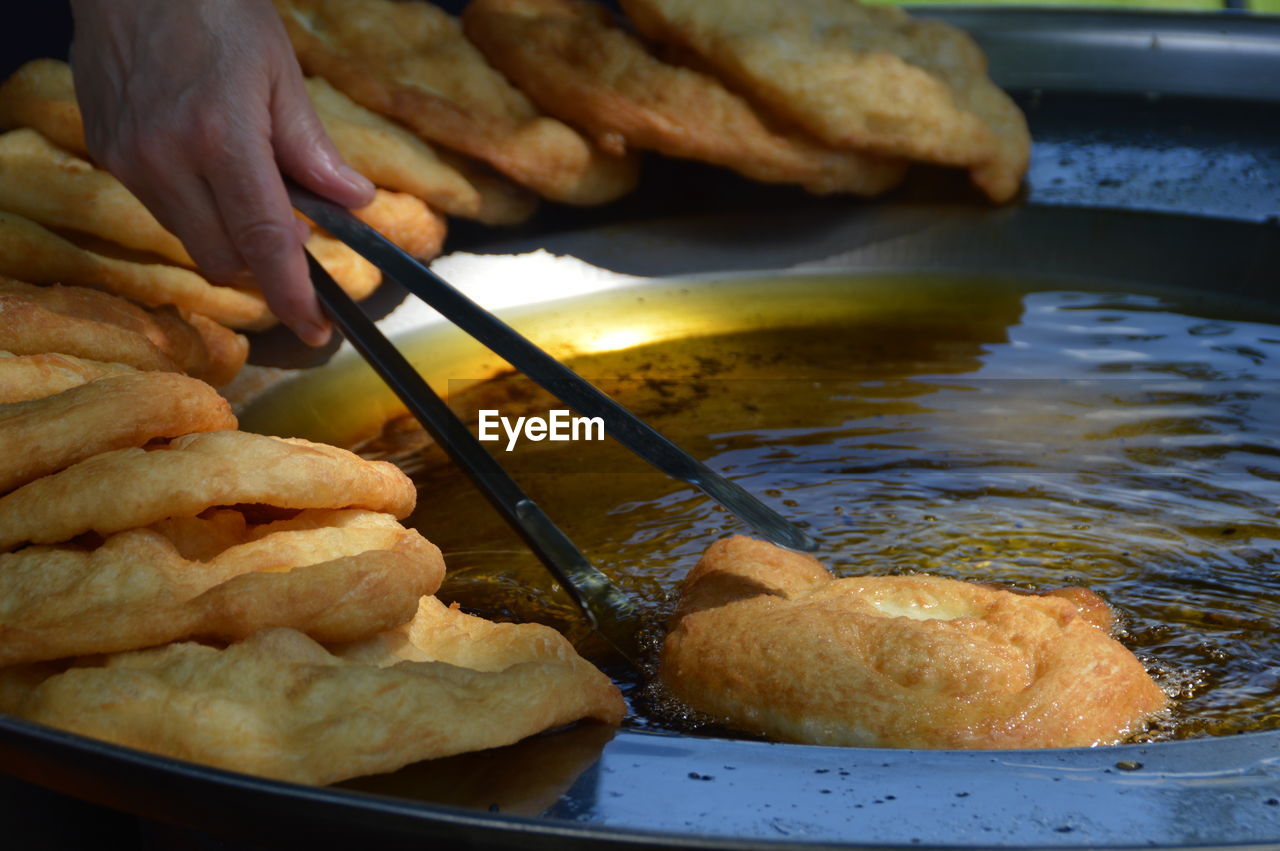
0, 0, 1029, 334
0, 342, 624, 785
272, 0, 1028, 204
0, 60, 461, 331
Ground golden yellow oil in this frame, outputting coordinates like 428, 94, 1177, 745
250, 274, 1280, 741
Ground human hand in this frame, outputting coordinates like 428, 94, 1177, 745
69, 0, 375, 345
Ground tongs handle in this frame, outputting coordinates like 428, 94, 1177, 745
303, 251, 643, 667
288, 183, 816, 554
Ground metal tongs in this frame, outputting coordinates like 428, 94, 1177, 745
288, 184, 816, 667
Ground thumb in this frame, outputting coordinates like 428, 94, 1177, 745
272, 73, 375, 208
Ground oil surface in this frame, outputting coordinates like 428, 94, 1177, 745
357, 281, 1280, 741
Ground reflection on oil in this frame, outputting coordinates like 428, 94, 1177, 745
355, 278, 1280, 742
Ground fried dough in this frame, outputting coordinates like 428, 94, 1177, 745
0, 113, 398, 300
620, 0, 1030, 202
179, 312, 250, 387
275, 0, 638, 205
0, 59, 86, 156
662, 536, 1168, 749
0, 278, 248, 385
434, 148, 539, 226
0, 430, 417, 551
0, 128, 192, 264
306, 76, 482, 218
0, 351, 132, 404
0, 510, 443, 664
0, 596, 624, 785
0, 371, 236, 495
464, 0, 906, 196
351, 188, 446, 261
0, 125, 382, 298
0, 210, 273, 330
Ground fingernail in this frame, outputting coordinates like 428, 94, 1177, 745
338, 164, 375, 197
297, 321, 332, 347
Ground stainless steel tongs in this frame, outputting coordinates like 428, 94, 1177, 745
288, 183, 816, 667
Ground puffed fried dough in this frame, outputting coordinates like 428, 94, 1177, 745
0, 210, 273, 329
0, 92, 393, 299
0, 59, 86, 156
0, 128, 192, 264
0, 430, 417, 551
306, 76, 482, 218
0, 598, 624, 785
352, 188, 447, 261
434, 148, 539, 226
0, 289, 173, 373
302, 230, 382, 301
275, 0, 638, 205
0, 510, 443, 665
0, 126, 385, 300
662, 536, 1167, 749
0, 371, 236, 495
0, 278, 248, 386
338, 595, 606, 676
0, 351, 133, 403
620, 0, 1030, 202
180, 313, 249, 387
463, 0, 906, 196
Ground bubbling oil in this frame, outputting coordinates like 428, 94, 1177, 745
357, 284, 1280, 741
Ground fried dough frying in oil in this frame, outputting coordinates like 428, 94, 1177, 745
662, 537, 1167, 749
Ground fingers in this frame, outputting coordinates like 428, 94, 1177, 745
206, 126, 332, 347
273, 69, 375, 209
67, 0, 357, 347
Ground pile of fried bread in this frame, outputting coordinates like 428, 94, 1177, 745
0, 349, 623, 786
0, 0, 1031, 330
0, 0, 1060, 786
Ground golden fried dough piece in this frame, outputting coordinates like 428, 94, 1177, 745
0, 597, 623, 785
0, 351, 132, 403
275, 0, 638, 205
353, 188, 447, 261
0, 101, 392, 299
0, 211, 273, 329
306, 76, 482, 218
0, 128, 193, 264
0, 59, 86, 156
300, 188, 454, 300
0, 371, 236, 495
435, 149, 539, 226
302, 230, 382, 300
620, 0, 1030, 202
464, 0, 906, 196
0, 510, 443, 665
0, 288, 177, 372
0, 430, 417, 551
0, 278, 248, 385
179, 313, 250, 387
662, 536, 1167, 749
